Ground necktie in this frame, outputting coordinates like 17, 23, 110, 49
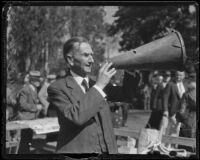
81, 79, 89, 92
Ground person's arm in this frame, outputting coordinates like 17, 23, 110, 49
48, 62, 117, 126
48, 85, 107, 126
38, 84, 49, 113
18, 89, 38, 113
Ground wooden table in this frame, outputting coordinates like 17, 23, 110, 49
6, 118, 59, 154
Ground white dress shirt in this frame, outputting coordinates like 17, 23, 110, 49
70, 71, 106, 98
176, 82, 185, 98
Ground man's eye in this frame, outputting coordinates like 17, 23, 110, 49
82, 53, 93, 57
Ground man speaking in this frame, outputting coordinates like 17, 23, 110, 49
47, 37, 140, 154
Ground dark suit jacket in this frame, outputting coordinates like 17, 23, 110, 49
146, 84, 166, 130
162, 80, 188, 117
16, 84, 38, 120
152, 84, 165, 111
47, 71, 140, 153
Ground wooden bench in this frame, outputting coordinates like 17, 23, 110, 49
114, 128, 196, 147
114, 128, 196, 155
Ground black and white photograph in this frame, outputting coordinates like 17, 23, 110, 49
2, 1, 199, 159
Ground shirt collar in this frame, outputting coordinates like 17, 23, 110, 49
70, 70, 89, 86
176, 81, 183, 85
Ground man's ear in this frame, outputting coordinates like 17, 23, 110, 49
66, 55, 74, 66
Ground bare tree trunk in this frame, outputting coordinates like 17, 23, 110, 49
25, 57, 31, 73
44, 42, 49, 75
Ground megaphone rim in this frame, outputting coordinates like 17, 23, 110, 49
172, 30, 187, 66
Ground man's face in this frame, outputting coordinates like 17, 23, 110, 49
156, 75, 163, 84
70, 42, 94, 77
175, 71, 185, 82
31, 80, 41, 88
163, 75, 171, 83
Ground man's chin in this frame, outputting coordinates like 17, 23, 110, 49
84, 68, 92, 73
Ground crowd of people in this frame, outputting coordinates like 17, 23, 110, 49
6, 36, 197, 154
144, 70, 196, 152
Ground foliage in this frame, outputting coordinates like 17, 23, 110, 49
7, 6, 70, 76
7, 6, 107, 80
109, 5, 198, 64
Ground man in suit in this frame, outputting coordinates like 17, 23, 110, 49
16, 71, 43, 153
162, 71, 187, 148
146, 71, 171, 131
47, 37, 140, 154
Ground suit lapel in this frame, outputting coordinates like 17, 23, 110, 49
183, 81, 187, 92
65, 75, 85, 102
174, 81, 187, 99
174, 82, 181, 98
65, 74, 109, 124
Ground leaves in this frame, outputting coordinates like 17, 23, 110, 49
109, 5, 197, 63
7, 6, 70, 75
7, 6, 110, 80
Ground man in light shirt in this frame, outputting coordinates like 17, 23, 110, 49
163, 71, 187, 149
47, 37, 140, 154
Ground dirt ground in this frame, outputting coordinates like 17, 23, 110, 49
126, 110, 151, 130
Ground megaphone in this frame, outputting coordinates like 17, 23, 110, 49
109, 31, 187, 71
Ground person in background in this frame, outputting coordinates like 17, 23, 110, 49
38, 74, 58, 142
16, 71, 43, 154
145, 71, 166, 130
7, 72, 24, 121
47, 37, 140, 154
38, 74, 56, 117
159, 71, 172, 134
24, 74, 30, 86
56, 69, 67, 80
163, 71, 188, 149
142, 83, 151, 111
176, 76, 196, 152
149, 71, 159, 110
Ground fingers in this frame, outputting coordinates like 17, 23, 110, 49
99, 62, 108, 72
100, 62, 113, 72
108, 68, 117, 77
104, 62, 113, 72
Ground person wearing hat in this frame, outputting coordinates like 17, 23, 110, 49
38, 74, 56, 116
16, 70, 43, 154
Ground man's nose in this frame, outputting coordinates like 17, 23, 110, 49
89, 55, 94, 63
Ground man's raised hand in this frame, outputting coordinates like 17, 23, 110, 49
95, 62, 117, 90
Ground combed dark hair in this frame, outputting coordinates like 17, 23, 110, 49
63, 37, 88, 61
